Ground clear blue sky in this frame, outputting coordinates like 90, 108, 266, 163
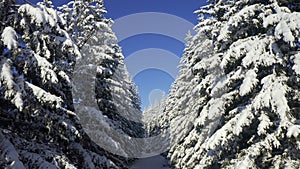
104, 0, 206, 109
17, 0, 207, 109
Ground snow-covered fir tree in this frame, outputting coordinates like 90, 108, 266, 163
2, 0, 300, 168
142, 96, 170, 156
146, 0, 300, 168
59, 0, 108, 48
61, 0, 144, 157
0, 0, 143, 168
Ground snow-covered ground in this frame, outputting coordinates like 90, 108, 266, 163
130, 155, 170, 169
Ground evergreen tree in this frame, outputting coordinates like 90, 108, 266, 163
0, 0, 140, 168
59, 0, 108, 48
152, 0, 300, 168
61, 0, 144, 157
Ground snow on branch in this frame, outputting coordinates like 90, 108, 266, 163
1, 27, 18, 50
257, 112, 273, 136
263, 11, 300, 46
18, 4, 62, 28
253, 75, 291, 124
221, 36, 280, 70
204, 106, 254, 150
0, 59, 24, 111
33, 53, 58, 84
26, 82, 63, 109
217, 4, 263, 42
239, 69, 258, 96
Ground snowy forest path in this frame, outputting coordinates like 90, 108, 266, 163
129, 155, 170, 169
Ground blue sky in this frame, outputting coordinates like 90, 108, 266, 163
18, 0, 206, 109
104, 0, 206, 109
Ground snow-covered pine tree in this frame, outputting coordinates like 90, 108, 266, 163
150, 0, 300, 168
59, 0, 108, 48
60, 1, 144, 157
0, 0, 139, 168
142, 96, 170, 155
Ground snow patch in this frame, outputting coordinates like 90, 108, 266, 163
1, 27, 18, 50
287, 125, 300, 138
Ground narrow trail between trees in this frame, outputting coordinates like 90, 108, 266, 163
130, 155, 170, 169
